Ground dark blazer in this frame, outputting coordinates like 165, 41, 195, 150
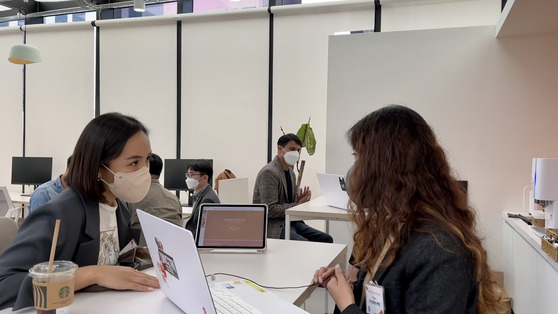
339, 223, 478, 314
0, 188, 137, 311
185, 184, 220, 239
252, 156, 297, 239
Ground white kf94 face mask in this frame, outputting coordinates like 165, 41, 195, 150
185, 177, 200, 190
283, 150, 300, 166
101, 165, 151, 203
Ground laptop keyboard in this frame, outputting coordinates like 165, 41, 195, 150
210, 286, 262, 314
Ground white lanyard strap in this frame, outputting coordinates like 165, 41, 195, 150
359, 236, 393, 309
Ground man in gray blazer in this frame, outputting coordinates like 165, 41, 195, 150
253, 134, 333, 243
184, 160, 220, 239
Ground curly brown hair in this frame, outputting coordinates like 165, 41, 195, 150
347, 105, 503, 313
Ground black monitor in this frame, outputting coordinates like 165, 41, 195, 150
11, 157, 53, 186
163, 159, 213, 191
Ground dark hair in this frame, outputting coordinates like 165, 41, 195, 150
148, 153, 163, 177
66, 156, 72, 169
277, 133, 302, 147
187, 160, 213, 183
347, 105, 502, 313
67, 112, 149, 203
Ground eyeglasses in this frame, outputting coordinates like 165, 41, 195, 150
186, 172, 202, 179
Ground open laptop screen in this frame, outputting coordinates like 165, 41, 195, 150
196, 204, 267, 250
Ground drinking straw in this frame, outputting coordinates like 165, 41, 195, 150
47, 219, 61, 273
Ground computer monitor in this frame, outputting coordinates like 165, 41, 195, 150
163, 159, 213, 191
11, 157, 53, 187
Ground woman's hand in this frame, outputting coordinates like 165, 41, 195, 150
313, 265, 355, 312
76, 265, 160, 292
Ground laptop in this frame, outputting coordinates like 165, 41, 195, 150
316, 173, 350, 209
195, 204, 267, 253
136, 209, 308, 314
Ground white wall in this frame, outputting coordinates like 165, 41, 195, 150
326, 26, 558, 271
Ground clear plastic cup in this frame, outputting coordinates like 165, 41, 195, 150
28, 261, 78, 314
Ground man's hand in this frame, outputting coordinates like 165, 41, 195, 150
296, 186, 312, 204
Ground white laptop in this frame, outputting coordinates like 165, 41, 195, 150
136, 210, 307, 314
195, 204, 267, 253
316, 173, 350, 209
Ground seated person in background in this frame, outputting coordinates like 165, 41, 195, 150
184, 160, 220, 239
0, 112, 159, 311
253, 133, 333, 243
28, 155, 72, 212
129, 153, 183, 245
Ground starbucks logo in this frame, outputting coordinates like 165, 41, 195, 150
58, 286, 71, 299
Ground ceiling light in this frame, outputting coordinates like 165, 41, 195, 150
0, 4, 12, 12
9, 44, 41, 64
134, 0, 145, 12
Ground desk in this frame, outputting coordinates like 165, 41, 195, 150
1, 239, 347, 313
8, 193, 29, 221
8, 193, 30, 206
285, 197, 350, 240
502, 213, 558, 314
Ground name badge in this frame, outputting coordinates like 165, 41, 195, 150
365, 281, 385, 314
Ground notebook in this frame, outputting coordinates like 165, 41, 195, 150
136, 209, 308, 314
195, 204, 267, 253
316, 173, 350, 209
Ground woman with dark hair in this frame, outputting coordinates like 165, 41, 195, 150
313, 105, 504, 313
0, 112, 159, 311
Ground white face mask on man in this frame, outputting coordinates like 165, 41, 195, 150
185, 177, 200, 190
283, 149, 300, 166
100, 164, 151, 203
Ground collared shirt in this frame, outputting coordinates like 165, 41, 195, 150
28, 176, 64, 212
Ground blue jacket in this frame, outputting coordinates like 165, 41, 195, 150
0, 188, 137, 310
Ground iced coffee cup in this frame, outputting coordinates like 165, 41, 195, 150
28, 261, 78, 314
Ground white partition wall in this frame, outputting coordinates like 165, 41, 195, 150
272, 1, 375, 199
0, 29, 25, 192
98, 18, 177, 166
326, 26, 558, 270
24, 23, 94, 183
180, 10, 269, 197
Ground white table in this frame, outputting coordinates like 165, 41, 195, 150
1, 239, 347, 313
285, 197, 350, 240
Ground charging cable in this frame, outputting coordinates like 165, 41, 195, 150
205, 272, 318, 290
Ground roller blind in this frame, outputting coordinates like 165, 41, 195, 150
24, 22, 94, 180
272, 3, 375, 194
181, 9, 269, 196
0, 29, 25, 191
99, 20, 177, 163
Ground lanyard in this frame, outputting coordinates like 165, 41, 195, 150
359, 236, 393, 309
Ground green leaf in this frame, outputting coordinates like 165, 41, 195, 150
296, 123, 316, 156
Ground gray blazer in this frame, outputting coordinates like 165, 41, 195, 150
253, 156, 297, 239
338, 223, 478, 314
0, 188, 137, 311
185, 184, 220, 239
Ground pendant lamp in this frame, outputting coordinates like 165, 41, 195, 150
9, 43, 41, 64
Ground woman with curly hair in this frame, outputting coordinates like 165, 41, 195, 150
313, 105, 504, 313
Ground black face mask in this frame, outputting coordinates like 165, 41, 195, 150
344, 164, 354, 196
